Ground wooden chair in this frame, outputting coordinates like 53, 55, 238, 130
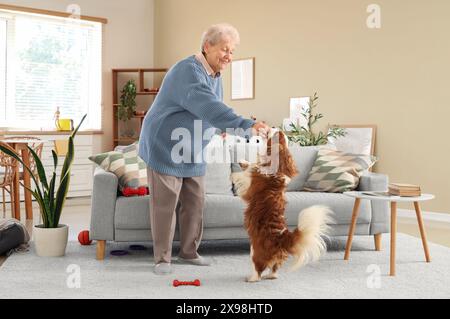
0, 141, 18, 218
6, 136, 44, 184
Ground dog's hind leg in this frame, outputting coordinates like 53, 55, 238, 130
263, 264, 279, 280
246, 246, 262, 282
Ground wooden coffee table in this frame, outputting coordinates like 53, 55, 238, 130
343, 191, 434, 276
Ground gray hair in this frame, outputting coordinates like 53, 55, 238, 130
200, 23, 240, 52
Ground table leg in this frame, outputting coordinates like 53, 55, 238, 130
413, 201, 431, 262
390, 201, 397, 276
344, 198, 361, 260
21, 148, 33, 220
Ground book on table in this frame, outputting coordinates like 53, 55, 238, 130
361, 191, 394, 197
388, 183, 421, 196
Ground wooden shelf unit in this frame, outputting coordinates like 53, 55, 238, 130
112, 68, 168, 148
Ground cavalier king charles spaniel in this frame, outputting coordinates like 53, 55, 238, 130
231, 129, 333, 282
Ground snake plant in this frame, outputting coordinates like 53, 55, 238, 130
280, 93, 347, 146
0, 114, 86, 228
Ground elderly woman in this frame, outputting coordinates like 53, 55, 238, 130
139, 23, 269, 275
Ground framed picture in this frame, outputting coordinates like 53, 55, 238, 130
231, 57, 255, 100
327, 124, 377, 156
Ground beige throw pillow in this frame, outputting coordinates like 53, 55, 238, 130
302, 148, 377, 193
89, 143, 147, 190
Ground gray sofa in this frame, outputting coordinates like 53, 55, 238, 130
90, 144, 389, 260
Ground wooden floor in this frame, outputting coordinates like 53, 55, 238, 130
1, 201, 449, 267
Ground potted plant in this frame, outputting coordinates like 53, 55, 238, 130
282, 93, 347, 146
117, 80, 137, 138
0, 114, 86, 257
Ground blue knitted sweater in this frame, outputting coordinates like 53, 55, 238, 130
138, 55, 255, 177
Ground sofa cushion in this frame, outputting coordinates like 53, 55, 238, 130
284, 192, 371, 226
89, 142, 147, 190
115, 195, 150, 229
114, 192, 372, 230
203, 194, 246, 228
204, 136, 233, 195
115, 194, 247, 229
286, 145, 321, 191
302, 148, 377, 193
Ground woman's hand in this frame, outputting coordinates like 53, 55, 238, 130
252, 121, 270, 138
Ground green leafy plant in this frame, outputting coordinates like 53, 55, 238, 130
281, 93, 347, 146
117, 80, 137, 121
0, 114, 87, 228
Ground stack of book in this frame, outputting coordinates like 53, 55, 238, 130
388, 183, 421, 196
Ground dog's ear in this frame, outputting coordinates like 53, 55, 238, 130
278, 131, 297, 178
266, 131, 298, 178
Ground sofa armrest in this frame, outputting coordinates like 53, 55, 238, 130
357, 171, 390, 234
89, 167, 118, 241
357, 171, 388, 192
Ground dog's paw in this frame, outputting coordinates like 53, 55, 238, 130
246, 275, 261, 283
262, 273, 279, 280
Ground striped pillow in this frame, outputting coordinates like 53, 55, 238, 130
89, 143, 147, 190
302, 148, 377, 193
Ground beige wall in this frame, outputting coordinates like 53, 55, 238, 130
154, 0, 450, 213
3, 1, 449, 213
2, 0, 155, 153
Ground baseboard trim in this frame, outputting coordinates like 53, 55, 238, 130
398, 209, 450, 224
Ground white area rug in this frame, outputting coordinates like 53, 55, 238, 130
1, 234, 449, 299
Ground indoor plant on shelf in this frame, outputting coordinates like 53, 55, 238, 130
282, 92, 347, 146
117, 80, 137, 138
0, 114, 86, 257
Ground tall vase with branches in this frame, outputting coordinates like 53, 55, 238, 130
283, 93, 347, 146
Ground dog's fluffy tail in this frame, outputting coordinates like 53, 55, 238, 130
287, 205, 333, 271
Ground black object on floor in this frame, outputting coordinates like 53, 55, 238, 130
110, 250, 128, 256
0, 224, 24, 256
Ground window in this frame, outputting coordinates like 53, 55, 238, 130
0, 18, 6, 123
0, 10, 102, 130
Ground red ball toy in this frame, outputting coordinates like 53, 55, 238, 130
78, 230, 92, 245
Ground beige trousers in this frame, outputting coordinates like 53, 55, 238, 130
147, 168, 205, 264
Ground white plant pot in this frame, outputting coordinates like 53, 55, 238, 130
33, 224, 69, 257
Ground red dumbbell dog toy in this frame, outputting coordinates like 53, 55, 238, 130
173, 279, 201, 287
122, 187, 149, 197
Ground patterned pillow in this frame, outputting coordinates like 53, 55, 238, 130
302, 148, 377, 193
89, 143, 147, 190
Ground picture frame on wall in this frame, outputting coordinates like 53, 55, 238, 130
231, 57, 255, 100
327, 124, 377, 156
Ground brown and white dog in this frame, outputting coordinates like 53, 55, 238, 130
231, 130, 333, 282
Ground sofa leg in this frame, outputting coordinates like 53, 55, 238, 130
374, 233, 382, 251
96, 240, 106, 260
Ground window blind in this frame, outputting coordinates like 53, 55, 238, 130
0, 9, 102, 130
0, 18, 6, 123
